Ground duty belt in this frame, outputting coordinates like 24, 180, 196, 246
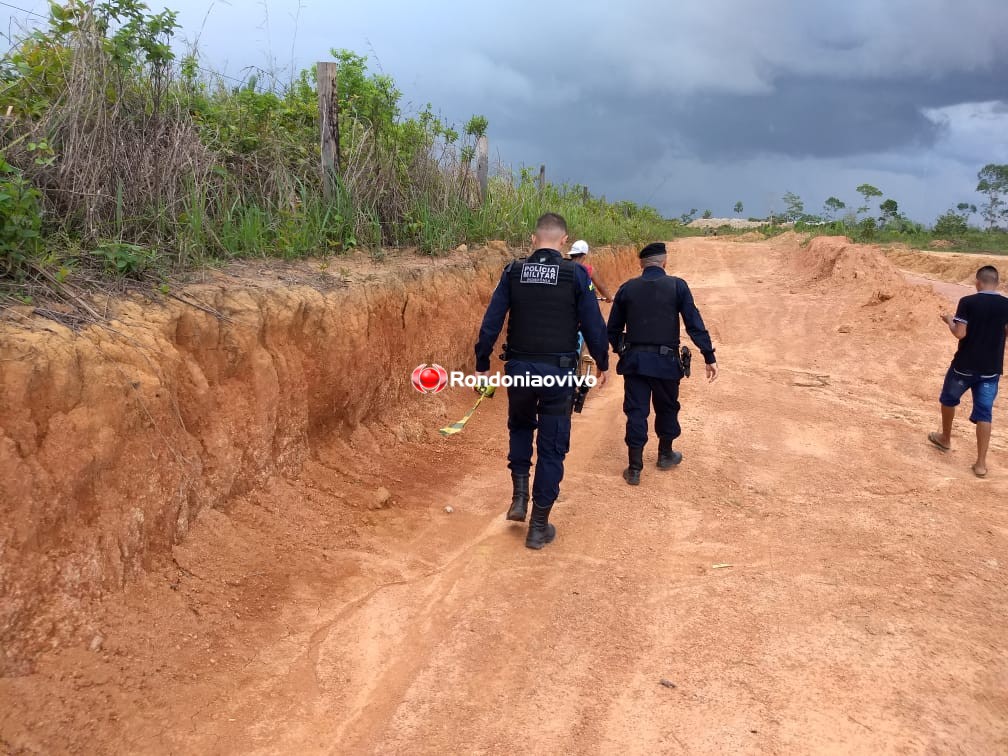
505, 349, 577, 368
626, 343, 679, 356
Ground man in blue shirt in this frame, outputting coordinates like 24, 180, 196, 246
475, 213, 610, 549
929, 265, 1008, 477
607, 242, 718, 485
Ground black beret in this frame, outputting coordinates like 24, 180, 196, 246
639, 242, 667, 259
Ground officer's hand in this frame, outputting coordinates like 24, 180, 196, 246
706, 363, 719, 383
596, 370, 609, 389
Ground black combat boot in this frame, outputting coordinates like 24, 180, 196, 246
623, 446, 644, 486
506, 473, 530, 522
657, 438, 683, 469
525, 503, 556, 550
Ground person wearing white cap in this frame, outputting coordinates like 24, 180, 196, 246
568, 240, 612, 302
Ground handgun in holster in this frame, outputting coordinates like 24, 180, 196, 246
572, 384, 590, 414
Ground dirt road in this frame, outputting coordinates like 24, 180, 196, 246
3, 237, 1007, 754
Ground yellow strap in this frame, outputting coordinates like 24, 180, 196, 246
438, 395, 486, 436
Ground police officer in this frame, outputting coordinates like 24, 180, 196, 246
607, 242, 718, 485
475, 213, 610, 549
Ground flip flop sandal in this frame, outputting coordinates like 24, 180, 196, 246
927, 432, 950, 452
972, 465, 987, 478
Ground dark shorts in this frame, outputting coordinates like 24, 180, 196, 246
939, 368, 999, 424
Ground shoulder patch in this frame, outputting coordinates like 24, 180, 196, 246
520, 262, 559, 286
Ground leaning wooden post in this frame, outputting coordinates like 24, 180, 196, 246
538, 164, 546, 192
582, 185, 589, 203
476, 135, 489, 203
317, 61, 340, 199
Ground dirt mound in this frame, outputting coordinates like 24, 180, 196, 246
0, 243, 641, 674
791, 236, 903, 291
688, 218, 771, 230
788, 236, 952, 338
883, 247, 1008, 291
729, 231, 767, 242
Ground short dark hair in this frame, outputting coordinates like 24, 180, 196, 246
535, 212, 567, 235
977, 265, 999, 285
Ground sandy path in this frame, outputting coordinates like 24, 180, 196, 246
901, 270, 974, 303
3, 238, 1006, 754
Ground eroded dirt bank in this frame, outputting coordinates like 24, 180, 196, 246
0, 244, 641, 675
882, 246, 1008, 291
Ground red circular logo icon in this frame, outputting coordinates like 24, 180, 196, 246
411, 364, 448, 394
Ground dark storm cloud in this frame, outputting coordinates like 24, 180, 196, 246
4, 0, 1006, 219
664, 69, 1008, 160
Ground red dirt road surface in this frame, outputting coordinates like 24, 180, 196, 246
2, 236, 1007, 754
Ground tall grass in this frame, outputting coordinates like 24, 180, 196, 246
0, 1, 685, 285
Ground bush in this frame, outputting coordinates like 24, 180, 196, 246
0, 157, 43, 276
934, 210, 969, 237
854, 217, 877, 241
94, 241, 156, 276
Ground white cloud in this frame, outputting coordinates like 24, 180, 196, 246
924, 100, 1008, 165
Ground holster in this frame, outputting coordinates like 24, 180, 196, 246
680, 346, 692, 378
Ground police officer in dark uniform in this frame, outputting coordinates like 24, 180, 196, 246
475, 213, 610, 549
607, 242, 718, 485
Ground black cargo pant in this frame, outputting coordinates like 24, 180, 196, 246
505, 360, 575, 508
622, 373, 681, 448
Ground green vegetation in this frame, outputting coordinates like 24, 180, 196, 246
760, 169, 1008, 254
976, 164, 1008, 229
0, 0, 684, 288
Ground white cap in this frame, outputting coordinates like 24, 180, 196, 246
569, 240, 589, 256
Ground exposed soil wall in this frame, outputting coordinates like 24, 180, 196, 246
0, 243, 639, 675
882, 247, 1008, 292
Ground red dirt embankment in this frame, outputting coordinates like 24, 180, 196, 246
790, 234, 950, 315
0, 244, 640, 675
882, 247, 1008, 292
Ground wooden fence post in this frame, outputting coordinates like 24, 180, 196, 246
317, 61, 340, 199
582, 186, 589, 203
538, 164, 546, 192
476, 135, 489, 203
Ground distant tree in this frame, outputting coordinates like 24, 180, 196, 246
934, 210, 968, 237
956, 202, 977, 222
879, 198, 900, 225
733, 201, 743, 215
702, 209, 713, 219
856, 183, 883, 216
679, 208, 698, 224
976, 164, 1008, 229
857, 216, 877, 241
782, 191, 804, 222
823, 196, 846, 220
464, 114, 489, 138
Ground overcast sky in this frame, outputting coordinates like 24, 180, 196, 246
4, 0, 1008, 223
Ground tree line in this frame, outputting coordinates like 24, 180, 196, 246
680, 164, 1008, 236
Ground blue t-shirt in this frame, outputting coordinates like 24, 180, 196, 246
952, 291, 1008, 375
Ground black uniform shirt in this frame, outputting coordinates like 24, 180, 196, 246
475, 249, 610, 372
607, 266, 715, 379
